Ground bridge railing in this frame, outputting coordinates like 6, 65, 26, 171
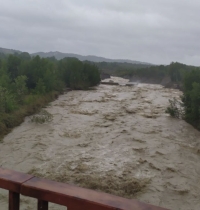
0, 168, 168, 210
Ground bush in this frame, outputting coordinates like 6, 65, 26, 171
14, 75, 28, 103
23, 94, 38, 105
2, 114, 22, 128
166, 98, 184, 119
0, 86, 18, 113
31, 110, 53, 124
183, 82, 200, 127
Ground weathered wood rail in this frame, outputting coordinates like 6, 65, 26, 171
0, 168, 169, 210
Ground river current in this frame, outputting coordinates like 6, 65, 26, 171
0, 77, 200, 210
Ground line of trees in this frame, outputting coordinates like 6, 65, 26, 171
1, 51, 200, 132
166, 69, 200, 130
182, 70, 200, 129
0, 53, 100, 138
100, 61, 197, 85
98, 60, 200, 130
122, 62, 200, 130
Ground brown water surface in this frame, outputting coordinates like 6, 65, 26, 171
0, 77, 200, 210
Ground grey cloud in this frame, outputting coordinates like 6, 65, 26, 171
0, 0, 200, 65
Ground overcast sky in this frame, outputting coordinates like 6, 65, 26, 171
0, 0, 200, 65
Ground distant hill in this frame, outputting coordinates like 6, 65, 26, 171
0, 47, 21, 55
0, 47, 152, 65
32, 51, 151, 65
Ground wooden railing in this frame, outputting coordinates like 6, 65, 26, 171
0, 168, 168, 210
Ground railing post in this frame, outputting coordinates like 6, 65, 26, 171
9, 191, 20, 210
38, 200, 48, 210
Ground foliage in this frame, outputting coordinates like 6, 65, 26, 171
166, 69, 200, 130
59, 58, 100, 89
0, 52, 101, 139
166, 98, 184, 119
100, 61, 196, 87
183, 78, 200, 129
34, 78, 46, 95
7, 55, 21, 80
14, 75, 28, 103
0, 86, 18, 113
31, 110, 53, 124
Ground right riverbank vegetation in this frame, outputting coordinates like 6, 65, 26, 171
1, 51, 200, 139
98, 61, 200, 130
0, 53, 100, 139
165, 68, 200, 130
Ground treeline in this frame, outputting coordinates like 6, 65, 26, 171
98, 60, 200, 130
135, 62, 200, 130
179, 69, 200, 129
166, 68, 200, 130
124, 62, 200, 130
108, 62, 197, 84
95, 61, 151, 75
98, 60, 199, 88
0, 53, 100, 138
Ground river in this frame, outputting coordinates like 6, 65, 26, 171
0, 77, 200, 210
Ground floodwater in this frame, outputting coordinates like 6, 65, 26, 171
0, 77, 200, 210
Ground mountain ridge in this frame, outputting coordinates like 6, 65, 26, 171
0, 47, 152, 65
32, 51, 152, 65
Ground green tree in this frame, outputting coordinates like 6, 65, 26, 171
7, 55, 21, 80
168, 68, 200, 130
34, 78, 46, 95
0, 86, 17, 113
14, 75, 28, 103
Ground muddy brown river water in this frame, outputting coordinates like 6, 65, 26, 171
0, 77, 200, 210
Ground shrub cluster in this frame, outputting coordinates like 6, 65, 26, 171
166, 69, 200, 130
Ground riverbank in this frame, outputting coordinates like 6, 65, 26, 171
124, 75, 181, 89
0, 91, 60, 140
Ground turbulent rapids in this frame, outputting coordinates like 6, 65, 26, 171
0, 77, 200, 210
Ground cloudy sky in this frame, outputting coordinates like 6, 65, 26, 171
0, 0, 200, 65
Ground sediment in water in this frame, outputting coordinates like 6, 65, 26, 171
0, 77, 200, 210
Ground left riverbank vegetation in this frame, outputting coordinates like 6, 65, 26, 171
0, 53, 100, 139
